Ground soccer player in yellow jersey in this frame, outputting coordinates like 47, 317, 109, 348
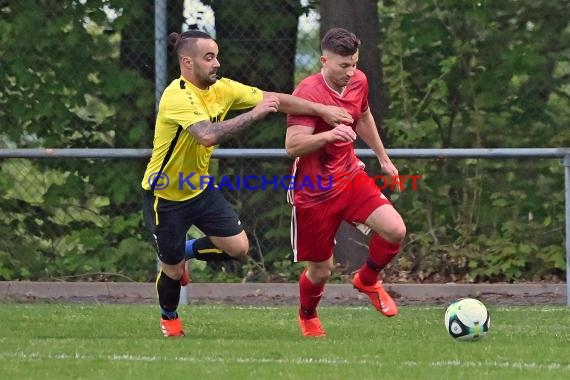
141, 30, 353, 337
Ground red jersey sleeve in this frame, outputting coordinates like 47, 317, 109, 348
359, 73, 370, 113
287, 77, 321, 129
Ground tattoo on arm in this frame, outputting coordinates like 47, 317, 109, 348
188, 112, 255, 145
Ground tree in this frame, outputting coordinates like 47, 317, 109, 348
319, 0, 386, 138
199, 0, 308, 280
319, 0, 388, 272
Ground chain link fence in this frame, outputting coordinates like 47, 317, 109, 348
0, 150, 566, 283
0, 0, 323, 282
1, 1, 567, 283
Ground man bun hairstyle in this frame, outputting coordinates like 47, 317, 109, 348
168, 30, 213, 55
321, 28, 360, 56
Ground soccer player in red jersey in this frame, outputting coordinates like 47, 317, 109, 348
286, 28, 406, 337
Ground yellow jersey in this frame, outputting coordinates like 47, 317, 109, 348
141, 76, 263, 201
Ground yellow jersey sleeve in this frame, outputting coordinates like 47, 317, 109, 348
159, 86, 209, 130
219, 78, 264, 111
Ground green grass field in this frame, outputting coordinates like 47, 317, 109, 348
0, 303, 569, 380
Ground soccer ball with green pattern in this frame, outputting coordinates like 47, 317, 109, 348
444, 298, 490, 341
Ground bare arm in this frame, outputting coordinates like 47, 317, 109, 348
188, 95, 280, 147
285, 124, 356, 157
355, 108, 398, 176
266, 91, 353, 127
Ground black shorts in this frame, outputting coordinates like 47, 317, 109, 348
142, 184, 244, 265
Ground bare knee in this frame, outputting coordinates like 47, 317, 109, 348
211, 233, 250, 260
367, 205, 407, 244
226, 239, 249, 260
307, 263, 333, 284
161, 261, 185, 281
383, 222, 407, 244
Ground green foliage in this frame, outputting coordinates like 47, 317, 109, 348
380, 0, 568, 282
0, 157, 156, 281
0, 0, 156, 281
0, 0, 154, 149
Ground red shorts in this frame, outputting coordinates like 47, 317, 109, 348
290, 170, 392, 262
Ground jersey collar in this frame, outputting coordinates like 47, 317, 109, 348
320, 70, 346, 97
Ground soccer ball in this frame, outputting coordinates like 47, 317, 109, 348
444, 298, 490, 341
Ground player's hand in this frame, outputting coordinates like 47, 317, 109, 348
328, 124, 357, 142
251, 95, 280, 120
319, 105, 353, 126
379, 157, 401, 192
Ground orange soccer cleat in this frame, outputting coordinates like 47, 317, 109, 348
160, 317, 185, 337
352, 272, 398, 317
298, 315, 326, 337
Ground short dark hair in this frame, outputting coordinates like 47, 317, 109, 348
168, 30, 213, 55
320, 28, 360, 56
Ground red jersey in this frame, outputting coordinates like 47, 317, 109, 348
287, 69, 369, 206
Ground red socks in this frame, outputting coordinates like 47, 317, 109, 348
358, 233, 401, 285
298, 234, 400, 317
298, 269, 325, 320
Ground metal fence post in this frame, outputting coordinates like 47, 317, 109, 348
154, 0, 187, 306
562, 154, 570, 306
154, 0, 167, 113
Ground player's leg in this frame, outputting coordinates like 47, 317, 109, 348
292, 202, 341, 337
344, 171, 406, 316
300, 257, 334, 316
360, 204, 406, 282
142, 190, 189, 336
352, 204, 404, 316
156, 261, 185, 336
185, 236, 238, 261
296, 258, 333, 338
191, 184, 249, 261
